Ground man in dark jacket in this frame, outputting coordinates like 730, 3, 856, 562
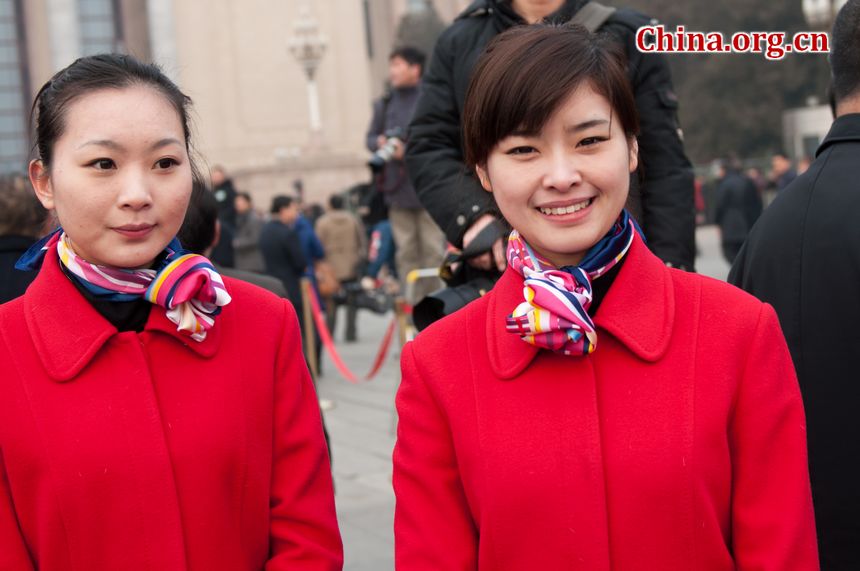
259, 195, 307, 321
714, 156, 762, 264
405, 0, 695, 271
729, 1, 860, 566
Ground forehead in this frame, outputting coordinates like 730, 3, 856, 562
60, 85, 184, 143
522, 82, 614, 134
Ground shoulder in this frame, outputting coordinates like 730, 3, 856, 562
669, 268, 770, 329
435, 6, 492, 53
603, 6, 654, 35
221, 275, 287, 314
220, 268, 288, 298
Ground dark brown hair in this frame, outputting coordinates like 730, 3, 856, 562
463, 24, 639, 168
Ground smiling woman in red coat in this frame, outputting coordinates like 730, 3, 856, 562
0, 55, 342, 570
393, 25, 818, 570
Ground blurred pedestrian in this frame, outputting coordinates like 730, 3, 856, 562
210, 164, 237, 229
770, 150, 797, 194
316, 194, 366, 341
233, 191, 265, 272
394, 25, 817, 570
730, 1, 860, 566
0, 174, 51, 303
367, 46, 444, 304
208, 165, 237, 267
0, 53, 341, 570
260, 195, 307, 325
714, 155, 762, 264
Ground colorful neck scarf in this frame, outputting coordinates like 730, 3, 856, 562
505, 211, 638, 356
16, 229, 231, 342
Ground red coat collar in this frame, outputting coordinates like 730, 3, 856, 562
486, 233, 675, 379
24, 246, 222, 382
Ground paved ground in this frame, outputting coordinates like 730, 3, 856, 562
315, 224, 730, 571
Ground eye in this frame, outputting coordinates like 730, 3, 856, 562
88, 158, 116, 170
578, 136, 608, 148
154, 157, 179, 170
505, 146, 537, 156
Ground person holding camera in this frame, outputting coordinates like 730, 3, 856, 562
366, 46, 445, 305
393, 24, 817, 570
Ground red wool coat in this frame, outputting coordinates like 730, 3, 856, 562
0, 248, 343, 570
394, 234, 818, 570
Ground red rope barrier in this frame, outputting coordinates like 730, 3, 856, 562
306, 285, 397, 383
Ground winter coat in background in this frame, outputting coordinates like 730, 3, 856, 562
730, 113, 860, 569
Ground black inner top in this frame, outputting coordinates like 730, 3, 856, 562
585, 254, 624, 316
62, 265, 152, 333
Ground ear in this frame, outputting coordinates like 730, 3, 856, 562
475, 164, 493, 192
29, 159, 54, 210
628, 137, 639, 173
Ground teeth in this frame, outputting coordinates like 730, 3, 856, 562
539, 198, 591, 216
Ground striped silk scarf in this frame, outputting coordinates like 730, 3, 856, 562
505, 210, 637, 356
16, 229, 231, 342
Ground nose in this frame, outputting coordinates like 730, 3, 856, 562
541, 151, 582, 192
117, 169, 153, 211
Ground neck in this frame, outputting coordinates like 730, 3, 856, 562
836, 95, 860, 117
511, 0, 565, 23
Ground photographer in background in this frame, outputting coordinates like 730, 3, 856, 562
366, 46, 444, 305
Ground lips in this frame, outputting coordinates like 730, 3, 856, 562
536, 197, 594, 216
113, 223, 155, 238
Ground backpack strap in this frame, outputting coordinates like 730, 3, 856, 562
571, 1, 616, 32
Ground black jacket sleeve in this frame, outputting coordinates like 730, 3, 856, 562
366, 99, 386, 152
607, 9, 696, 269
405, 25, 496, 248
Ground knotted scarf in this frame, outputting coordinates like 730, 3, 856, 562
16, 229, 231, 342
505, 210, 638, 355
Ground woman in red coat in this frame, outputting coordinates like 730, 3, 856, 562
393, 25, 818, 570
0, 54, 342, 569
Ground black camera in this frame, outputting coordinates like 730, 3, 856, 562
412, 219, 506, 331
367, 127, 404, 173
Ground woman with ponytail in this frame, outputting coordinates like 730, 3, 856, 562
0, 54, 341, 570
393, 25, 818, 570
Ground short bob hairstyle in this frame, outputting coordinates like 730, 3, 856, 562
463, 24, 639, 169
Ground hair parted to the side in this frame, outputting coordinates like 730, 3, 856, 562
30, 53, 201, 181
462, 24, 639, 169
831, 0, 860, 104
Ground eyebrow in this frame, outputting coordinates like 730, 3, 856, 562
76, 138, 184, 151
564, 118, 610, 134
507, 118, 610, 139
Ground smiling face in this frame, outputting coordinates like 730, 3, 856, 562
476, 83, 637, 267
30, 85, 193, 269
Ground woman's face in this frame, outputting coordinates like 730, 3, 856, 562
476, 83, 637, 267
30, 85, 192, 269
